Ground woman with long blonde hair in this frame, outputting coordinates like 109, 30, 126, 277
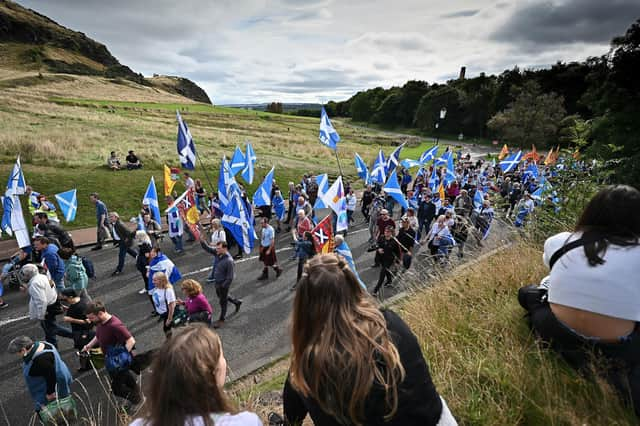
284, 253, 456, 425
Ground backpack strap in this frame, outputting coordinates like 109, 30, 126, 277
548, 237, 586, 270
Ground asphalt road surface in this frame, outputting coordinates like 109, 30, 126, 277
0, 208, 417, 424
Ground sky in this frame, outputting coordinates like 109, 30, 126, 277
16, 0, 640, 105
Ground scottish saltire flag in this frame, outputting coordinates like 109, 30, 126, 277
1, 195, 30, 247
176, 111, 196, 170
241, 142, 257, 184
444, 153, 456, 185
229, 146, 246, 176
143, 176, 162, 224
148, 253, 182, 291
314, 173, 329, 209
335, 198, 349, 232
383, 169, 409, 210
429, 166, 439, 192
6, 157, 26, 195
318, 106, 340, 150
419, 146, 438, 164
523, 163, 539, 181
218, 157, 235, 210
273, 193, 286, 220
370, 150, 386, 184
386, 143, 405, 174
434, 150, 452, 167
400, 158, 422, 169
335, 240, 367, 290
253, 167, 274, 207
54, 189, 77, 222
354, 153, 369, 183
222, 190, 254, 254
474, 189, 484, 209
500, 151, 522, 173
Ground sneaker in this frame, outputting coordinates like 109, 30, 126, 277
111, 270, 121, 276
290, 285, 297, 292
138, 288, 147, 295
0, 302, 9, 309
213, 320, 224, 329
91, 245, 102, 251
234, 300, 242, 314
275, 267, 283, 278
175, 249, 184, 254
372, 291, 379, 297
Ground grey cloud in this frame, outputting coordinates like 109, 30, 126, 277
440, 9, 480, 19
491, 0, 640, 46
350, 32, 433, 52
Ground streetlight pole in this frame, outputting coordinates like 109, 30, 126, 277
434, 107, 447, 146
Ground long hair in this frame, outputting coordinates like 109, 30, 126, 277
290, 254, 405, 425
152, 272, 171, 289
574, 185, 640, 266
140, 325, 234, 426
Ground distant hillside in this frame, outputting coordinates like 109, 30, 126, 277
0, 0, 211, 103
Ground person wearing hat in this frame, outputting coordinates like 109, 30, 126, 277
372, 226, 401, 296
59, 288, 95, 370
7, 336, 73, 412
125, 150, 142, 170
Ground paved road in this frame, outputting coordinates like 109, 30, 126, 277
0, 208, 401, 424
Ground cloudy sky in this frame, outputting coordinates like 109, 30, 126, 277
17, 0, 640, 104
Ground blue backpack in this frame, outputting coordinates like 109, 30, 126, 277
105, 345, 132, 373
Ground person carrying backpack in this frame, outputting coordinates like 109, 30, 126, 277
59, 248, 90, 300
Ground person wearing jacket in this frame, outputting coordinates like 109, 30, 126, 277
34, 213, 74, 250
109, 212, 137, 276
33, 237, 65, 291
373, 226, 401, 296
293, 231, 316, 288
212, 241, 241, 329
20, 264, 72, 348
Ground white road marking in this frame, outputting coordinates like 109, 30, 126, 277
0, 314, 29, 327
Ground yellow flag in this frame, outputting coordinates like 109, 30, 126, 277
164, 164, 176, 196
438, 182, 445, 201
498, 144, 509, 160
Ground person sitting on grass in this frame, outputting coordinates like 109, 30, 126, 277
130, 324, 262, 426
282, 254, 456, 425
126, 150, 142, 170
108, 151, 121, 170
518, 185, 640, 417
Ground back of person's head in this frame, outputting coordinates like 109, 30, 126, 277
19, 263, 39, 282
575, 185, 640, 266
58, 247, 74, 260
86, 300, 107, 316
290, 254, 405, 425
141, 325, 234, 426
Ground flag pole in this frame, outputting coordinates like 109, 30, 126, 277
334, 148, 344, 177
195, 151, 216, 195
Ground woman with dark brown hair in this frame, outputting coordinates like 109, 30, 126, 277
130, 324, 261, 426
283, 253, 456, 425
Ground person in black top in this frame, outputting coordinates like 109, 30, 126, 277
60, 289, 95, 370
373, 226, 401, 296
397, 217, 416, 270
125, 150, 142, 170
283, 254, 455, 426
417, 193, 436, 241
361, 185, 374, 222
34, 213, 74, 250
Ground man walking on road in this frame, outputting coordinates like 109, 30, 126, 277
90, 193, 110, 251
258, 217, 283, 281
213, 241, 242, 329
109, 212, 137, 276
33, 237, 65, 291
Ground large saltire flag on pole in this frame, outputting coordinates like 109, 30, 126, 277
176, 111, 196, 170
419, 145, 439, 164
54, 189, 77, 222
319, 106, 340, 150
370, 149, 386, 184
167, 188, 200, 240
311, 215, 334, 254
499, 151, 523, 173
383, 169, 409, 210
313, 173, 329, 209
386, 143, 405, 174
253, 167, 274, 207
222, 190, 254, 254
143, 176, 162, 225
241, 142, 257, 184
1, 157, 29, 247
444, 152, 457, 185
400, 158, 422, 169
321, 176, 348, 232
6, 157, 26, 195
434, 150, 452, 167
218, 157, 240, 211
229, 146, 246, 176
354, 153, 370, 183
498, 144, 509, 160
335, 239, 367, 290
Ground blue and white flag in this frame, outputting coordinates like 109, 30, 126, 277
314, 173, 329, 209
419, 146, 438, 164
319, 106, 340, 150
354, 153, 370, 183
429, 167, 439, 192
222, 190, 255, 254
370, 149, 386, 184
253, 167, 274, 207
400, 158, 422, 169
176, 111, 196, 170
136, 214, 146, 231
273, 193, 286, 221
386, 143, 405, 174
335, 240, 367, 290
434, 150, 452, 167
444, 153, 456, 185
241, 142, 257, 184
6, 157, 26, 196
474, 189, 484, 209
143, 176, 162, 225
500, 151, 523, 173
229, 146, 246, 176
383, 169, 409, 210
54, 189, 77, 222
0, 197, 29, 247
523, 162, 539, 181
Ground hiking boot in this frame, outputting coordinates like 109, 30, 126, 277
257, 270, 268, 281
275, 267, 283, 278
234, 300, 242, 314
213, 320, 224, 329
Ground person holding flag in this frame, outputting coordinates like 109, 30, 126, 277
257, 217, 283, 281
272, 189, 286, 233
372, 226, 401, 297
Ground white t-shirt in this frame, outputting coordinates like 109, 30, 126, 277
130, 411, 262, 426
151, 287, 176, 315
544, 231, 640, 321
211, 229, 226, 245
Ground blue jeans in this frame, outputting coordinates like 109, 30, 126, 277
207, 255, 219, 280
171, 235, 183, 252
41, 312, 73, 348
117, 242, 137, 272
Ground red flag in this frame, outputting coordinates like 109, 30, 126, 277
311, 215, 334, 254
175, 188, 200, 240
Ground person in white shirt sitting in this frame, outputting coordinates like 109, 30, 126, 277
518, 185, 640, 417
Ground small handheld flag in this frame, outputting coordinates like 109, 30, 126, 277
176, 111, 196, 170
241, 142, 257, 184
143, 176, 162, 225
383, 169, 409, 210
386, 143, 405, 174
253, 167, 275, 207
54, 189, 78, 222
354, 153, 370, 183
419, 146, 438, 164
313, 174, 329, 209
319, 107, 340, 150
